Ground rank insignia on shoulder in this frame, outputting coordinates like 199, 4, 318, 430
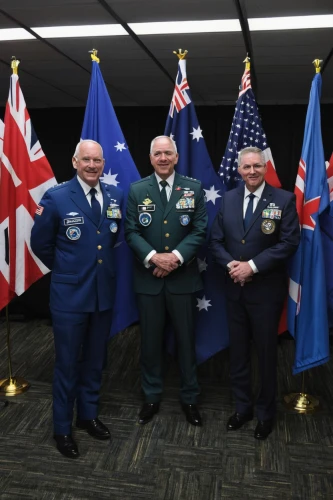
35, 204, 44, 216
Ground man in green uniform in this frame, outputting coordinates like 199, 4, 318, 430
125, 136, 208, 426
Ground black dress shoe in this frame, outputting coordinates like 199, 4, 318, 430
254, 419, 273, 440
227, 412, 253, 431
182, 404, 202, 427
76, 418, 110, 440
138, 402, 160, 425
54, 434, 79, 459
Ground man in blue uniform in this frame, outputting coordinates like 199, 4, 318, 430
211, 147, 300, 440
31, 140, 123, 458
125, 136, 207, 427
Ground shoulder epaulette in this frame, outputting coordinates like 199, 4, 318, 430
179, 174, 200, 184
48, 181, 69, 192
131, 176, 151, 186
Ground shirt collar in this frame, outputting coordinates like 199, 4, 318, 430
244, 181, 265, 200
77, 175, 101, 197
155, 171, 175, 187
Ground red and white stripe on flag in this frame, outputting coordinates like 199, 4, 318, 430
326, 153, 333, 202
0, 74, 56, 311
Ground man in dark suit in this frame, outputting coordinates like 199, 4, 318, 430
125, 135, 207, 426
210, 147, 300, 440
31, 140, 123, 458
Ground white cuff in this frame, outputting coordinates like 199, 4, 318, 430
172, 250, 184, 265
144, 250, 156, 268
248, 259, 258, 274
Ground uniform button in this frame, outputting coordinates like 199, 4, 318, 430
164, 220, 168, 224
165, 246, 169, 251
241, 239, 245, 244
98, 259, 103, 264
97, 245, 102, 250
165, 233, 170, 238
97, 230, 101, 234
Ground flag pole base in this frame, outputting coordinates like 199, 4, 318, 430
0, 376, 30, 396
283, 392, 320, 414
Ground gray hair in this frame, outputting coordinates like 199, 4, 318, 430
73, 139, 104, 158
238, 147, 265, 166
150, 135, 177, 154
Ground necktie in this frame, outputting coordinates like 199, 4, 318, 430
243, 193, 255, 231
160, 180, 168, 208
90, 187, 100, 225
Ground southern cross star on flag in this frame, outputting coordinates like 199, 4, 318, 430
165, 56, 229, 363
0, 71, 56, 311
219, 60, 281, 192
81, 57, 140, 336
287, 70, 330, 374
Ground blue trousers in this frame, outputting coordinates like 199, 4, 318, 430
51, 308, 112, 435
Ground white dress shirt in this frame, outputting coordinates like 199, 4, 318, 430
144, 171, 184, 268
77, 175, 103, 213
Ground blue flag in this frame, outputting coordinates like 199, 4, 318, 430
81, 60, 140, 335
164, 58, 229, 363
287, 72, 330, 374
320, 154, 333, 327
219, 63, 281, 191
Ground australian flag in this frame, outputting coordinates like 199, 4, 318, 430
81, 59, 140, 335
165, 57, 229, 363
219, 63, 281, 191
288, 71, 330, 374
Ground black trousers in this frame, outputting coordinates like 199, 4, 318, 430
226, 291, 284, 421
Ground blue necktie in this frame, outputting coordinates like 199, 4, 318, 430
243, 193, 255, 231
90, 187, 100, 225
160, 180, 168, 208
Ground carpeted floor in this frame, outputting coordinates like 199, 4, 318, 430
0, 318, 332, 499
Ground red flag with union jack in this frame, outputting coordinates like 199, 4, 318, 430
0, 72, 56, 311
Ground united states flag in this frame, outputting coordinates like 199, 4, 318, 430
0, 73, 56, 311
219, 64, 281, 191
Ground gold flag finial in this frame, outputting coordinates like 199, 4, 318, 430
11, 56, 20, 75
243, 55, 251, 71
89, 49, 100, 63
312, 59, 322, 73
173, 49, 188, 60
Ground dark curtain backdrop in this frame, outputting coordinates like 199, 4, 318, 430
2, 104, 333, 317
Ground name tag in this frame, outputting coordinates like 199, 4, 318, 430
64, 217, 84, 226
138, 204, 156, 212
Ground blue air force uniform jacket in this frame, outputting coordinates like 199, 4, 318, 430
31, 175, 123, 312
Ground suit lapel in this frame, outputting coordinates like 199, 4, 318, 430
69, 176, 96, 224
236, 186, 246, 235
243, 183, 273, 235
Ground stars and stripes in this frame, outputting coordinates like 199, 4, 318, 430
219, 64, 281, 191
0, 74, 56, 311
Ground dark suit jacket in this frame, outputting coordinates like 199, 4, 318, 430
210, 183, 300, 301
125, 171, 208, 295
31, 175, 123, 312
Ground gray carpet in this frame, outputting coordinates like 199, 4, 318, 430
0, 318, 332, 499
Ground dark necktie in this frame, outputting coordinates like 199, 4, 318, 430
90, 187, 100, 225
160, 180, 168, 208
243, 193, 255, 231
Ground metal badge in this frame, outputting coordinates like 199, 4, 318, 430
261, 219, 276, 234
66, 226, 81, 240
139, 212, 152, 227
109, 221, 118, 233
143, 198, 153, 205
180, 214, 190, 226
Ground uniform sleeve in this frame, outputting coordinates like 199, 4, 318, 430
30, 190, 59, 270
